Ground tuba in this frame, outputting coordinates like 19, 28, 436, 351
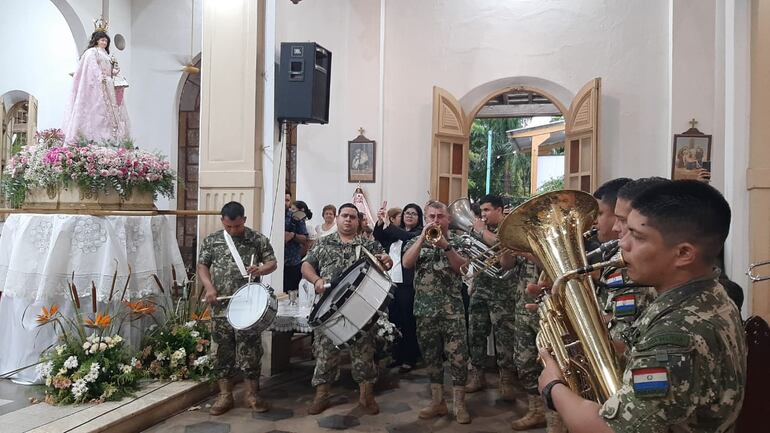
447, 198, 511, 279
747, 260, 770, 282
498, 190, 622, 403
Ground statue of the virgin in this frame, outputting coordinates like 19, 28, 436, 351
62, 19, 130, 145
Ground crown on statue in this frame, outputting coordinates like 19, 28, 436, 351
93, 17, 109, 33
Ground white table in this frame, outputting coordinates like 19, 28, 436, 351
0, 214, 185, 383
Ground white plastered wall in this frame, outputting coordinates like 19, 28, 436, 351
276, 0, 753, 312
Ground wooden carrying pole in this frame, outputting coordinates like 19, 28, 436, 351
0, 209, 221, 217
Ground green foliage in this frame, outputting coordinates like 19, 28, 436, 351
537, 176, 565, 193
468, 118, 531, 204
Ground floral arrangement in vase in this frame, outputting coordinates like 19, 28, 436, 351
2, 129, 177, 208
34, 273, 153, 405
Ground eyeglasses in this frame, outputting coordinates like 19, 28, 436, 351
403, 211, 419, 216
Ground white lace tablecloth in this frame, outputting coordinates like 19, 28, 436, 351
270, 300, 313, 333
0, 214, 185, 302
0, 214, 185, 384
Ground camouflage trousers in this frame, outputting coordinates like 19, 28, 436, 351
210, 317, 264, 380
416, 315, 468, 386
311, 330, 378, 387
514, 305, 541, 394
467, 295, 517, 371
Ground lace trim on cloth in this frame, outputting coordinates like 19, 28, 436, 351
0, 215, 185, 303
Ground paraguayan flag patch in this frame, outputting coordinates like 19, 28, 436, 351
632, 367, 669, 397
613, 294, 637, 316
605, 271, 624, 288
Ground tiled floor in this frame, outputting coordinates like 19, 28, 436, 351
0, 378, 44, 417
144, 361, 546, 433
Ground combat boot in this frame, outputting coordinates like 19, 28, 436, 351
244, 379, 269, 413
510, 394, 546, 430
499, 369, 516, 402
545, 408, 567, 433
357, 382, 380, 415
307, 384, 331, 415
452, 386, 471, 424
418, 384, 449, 419
209, 378, 234, 416
465, 366, 486, 393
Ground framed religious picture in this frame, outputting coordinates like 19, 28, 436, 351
348, 132, 376, 183
671, 121, 712, 181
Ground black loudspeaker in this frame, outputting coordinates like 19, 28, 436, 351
276, 42, 332, 124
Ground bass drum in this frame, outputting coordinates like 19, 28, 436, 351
309, 257, 394, 346
225, 282, 277, 332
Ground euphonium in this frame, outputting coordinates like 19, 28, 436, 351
498, 190, 622, 403
447, 198, 511, 279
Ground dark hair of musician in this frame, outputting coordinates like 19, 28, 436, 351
221, 201, 245, 219
400, 203, 424, 230
285, 189, 292, 197
479, 194, 504, 209
617, 176, 670, 201
593, 178, 632, 208
322, 204, 336, 216
338, 202, 358, 215
631, 180, 730, 265
294, 200, 313, 220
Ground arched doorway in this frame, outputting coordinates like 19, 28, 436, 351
176, 61, 201, 269
466, 90, 566, 206
1, 91, 37, 222
430, 77, 600, 204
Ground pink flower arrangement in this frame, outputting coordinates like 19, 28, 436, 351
2, 130, 177, 207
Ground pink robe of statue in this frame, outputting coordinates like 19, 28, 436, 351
62, 47, 130, 145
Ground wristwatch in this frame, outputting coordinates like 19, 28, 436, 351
542, 379, 567, 411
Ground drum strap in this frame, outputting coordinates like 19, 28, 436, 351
223, 231, 249, 278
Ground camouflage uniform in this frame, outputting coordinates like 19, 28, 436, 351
198, 227, 276, 380
598, 266, 658, 347
303, 232, 384, 387
512, 259, 542, 394
599, 275, 747, 433
406, 234, 468, 386
468, 227, 519, 373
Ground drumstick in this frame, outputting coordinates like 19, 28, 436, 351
247, 254, 255, 283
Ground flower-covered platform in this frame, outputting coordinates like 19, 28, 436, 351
2, 130, 176, 211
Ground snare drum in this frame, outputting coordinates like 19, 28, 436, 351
225, 282, 277, 331
309, 257, 394, 346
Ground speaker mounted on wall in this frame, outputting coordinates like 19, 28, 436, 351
276, 42, 332, 124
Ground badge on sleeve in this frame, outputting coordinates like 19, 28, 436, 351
605, 271, 624, 288
632, 367, 669, 398
613, 294, 637, 316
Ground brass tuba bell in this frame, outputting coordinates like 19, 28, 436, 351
498, 190, 622, 403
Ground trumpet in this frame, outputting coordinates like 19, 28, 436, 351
747, 260, 770, 282
425, 225, 443, 244
585, 239, 619, 264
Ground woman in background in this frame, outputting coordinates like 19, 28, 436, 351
374, 203, 423, 372
315, 204, 337, 239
